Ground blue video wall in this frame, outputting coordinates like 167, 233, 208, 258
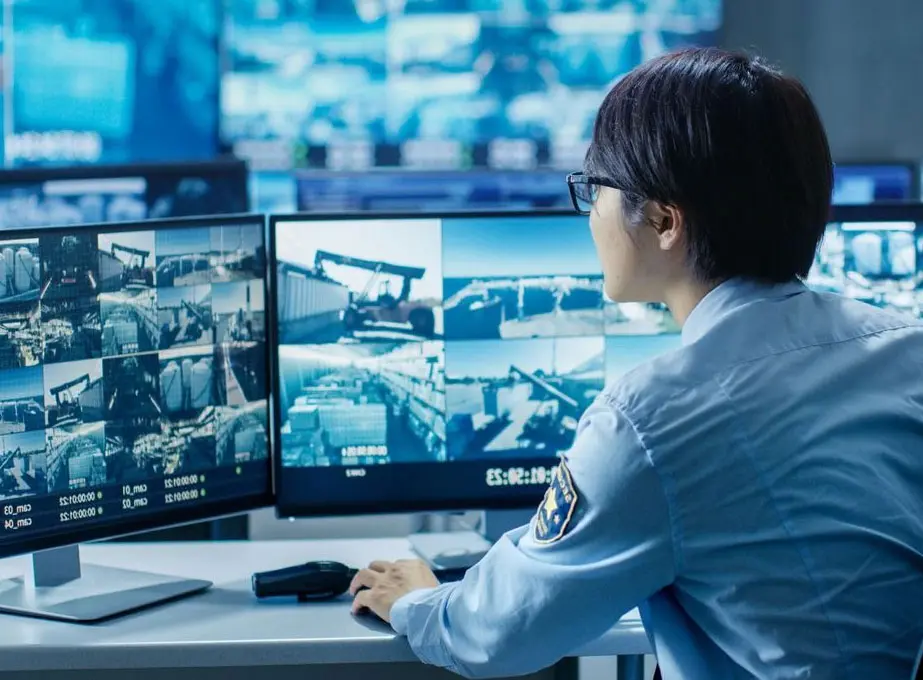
222, 0, 722, 171
2, 0, 221, 167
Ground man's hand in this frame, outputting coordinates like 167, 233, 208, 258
349, 559, 439, 623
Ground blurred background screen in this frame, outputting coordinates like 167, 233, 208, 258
3, 0, 221, 167
222, 0, 722, 173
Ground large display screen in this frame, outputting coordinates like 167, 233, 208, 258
809, 209, 923, 319
0, 161, 249, 229
4, 0, 220, 167
271, 212, 681, 515
0, 215, 270, 558
224, 0, 721, 172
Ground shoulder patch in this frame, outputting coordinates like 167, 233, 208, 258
533, 461, 578, 544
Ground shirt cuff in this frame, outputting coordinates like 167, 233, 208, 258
390, 586, 440, 635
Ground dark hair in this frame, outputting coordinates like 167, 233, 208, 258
585, 47, 833, 284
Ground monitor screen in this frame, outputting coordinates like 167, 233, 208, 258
809, 204, 923, 319
0, 161, 249, 229
270, 211, 682, 516
5, 0, 221, 167
832, 163, 917, 204
223, 0, 721, 172
0, 215, 271, 559
250, 169, 570, 214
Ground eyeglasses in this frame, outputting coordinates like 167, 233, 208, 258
566, 172, 623, 215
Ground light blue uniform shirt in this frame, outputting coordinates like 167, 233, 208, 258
390, 278, 923, 679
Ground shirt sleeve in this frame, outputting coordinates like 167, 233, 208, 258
389, 397, 677, 679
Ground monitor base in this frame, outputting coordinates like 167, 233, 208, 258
410, 509, 534, 570
0, 545, 212, 624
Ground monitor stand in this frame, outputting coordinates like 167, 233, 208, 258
0, 544, 213, 623
409, 509, 534, 571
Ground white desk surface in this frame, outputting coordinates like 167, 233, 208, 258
0, 538, 650, 671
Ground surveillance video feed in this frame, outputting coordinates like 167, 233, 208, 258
157, 284, 212, 350
278, 342, 446, 467
809, 221, 923, 319
216, 402, 270, 466
155, 227, 211, 288
98, 231, 155, 293
42, 295, 101, 365
0, 365, 44, 434
210, 224, 267, 284
46, 421, 107, 492
0, 300, 42, 369
276, 219, 443, 344
0, 220, 269, 541
0, 430, 47, 501
442, 216, 603, 340
275, 214, 683, 474
223, 0, 720, 170
445, 337, 603, 460
212, 280, 266, 345
43, 358, 104, 428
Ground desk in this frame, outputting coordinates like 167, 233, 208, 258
0, 539, 651, 680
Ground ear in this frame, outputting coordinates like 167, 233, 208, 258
645, 202, 684, 251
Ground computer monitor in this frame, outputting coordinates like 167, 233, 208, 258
832, 163, 918, 204
0, 213, 271, 622
223, 1, 721, 171
5, 0, 221, 166
0, 160, 250, 230
810, 203, 923, 319
269, 211, 682, 529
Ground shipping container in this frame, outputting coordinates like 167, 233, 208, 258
278, 272, 349, 323
78, 380, 105, 421
98, 251, 125, 290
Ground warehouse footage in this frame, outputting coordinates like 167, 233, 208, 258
0, 222, 270, 491
278, 341, 446, 467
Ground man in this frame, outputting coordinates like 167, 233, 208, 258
350, 47, 923, 679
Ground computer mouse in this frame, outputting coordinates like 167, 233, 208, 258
251, 560, 358, 602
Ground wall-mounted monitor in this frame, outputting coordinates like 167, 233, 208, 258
4, 0, 221, 167
0, 160, 249, 229
224, 0, 721, 172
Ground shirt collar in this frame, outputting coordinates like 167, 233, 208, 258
681, 278, 807, 346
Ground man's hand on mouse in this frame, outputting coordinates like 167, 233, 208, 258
349, 559, 439, 623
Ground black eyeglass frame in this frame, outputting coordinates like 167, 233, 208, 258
566, 172, 624, 215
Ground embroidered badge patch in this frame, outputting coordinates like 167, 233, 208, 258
533, 461, 578, 544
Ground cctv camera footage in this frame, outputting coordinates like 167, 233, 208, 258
0, 220, 270, 538
275, 214, 686, 471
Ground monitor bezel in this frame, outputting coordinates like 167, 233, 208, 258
0, 212, 274, 559
830, 201, 923, 222
0, 158, 251, 212
268, 208, 584, 519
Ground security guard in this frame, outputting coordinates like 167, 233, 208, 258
350, 48, 923, 679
